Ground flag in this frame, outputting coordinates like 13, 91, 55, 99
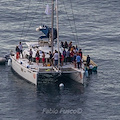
45, 4, 51, 15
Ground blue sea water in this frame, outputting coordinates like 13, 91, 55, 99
0, 0, 120, 120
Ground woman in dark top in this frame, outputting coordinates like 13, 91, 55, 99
36, 50, 40, 65
49, 51, 53, 66
15, 46, 20, 59
42, 51, 46, 66
29, 49, 33, 64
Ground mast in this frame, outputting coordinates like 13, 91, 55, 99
51, 0, 54, 54
51, 0, 60, 70
56, 0, 60, 70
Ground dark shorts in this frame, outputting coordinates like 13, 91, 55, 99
29, 56, 32, 61
20, 50, 22, 54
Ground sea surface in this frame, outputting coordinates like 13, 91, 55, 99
0, 0, 120, 120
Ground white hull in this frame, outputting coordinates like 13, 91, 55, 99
10, 55, 62, 85
10, 56, 38, 85
10, 54, 84, 85
61, 70, 84, 84
70, 72, 83, 84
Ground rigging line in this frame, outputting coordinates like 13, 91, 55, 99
24, 0, 43, 41
24, 0, 52, 41
61, 0, 76, 41
20, 0, 32, 41
69, 0, 79, 42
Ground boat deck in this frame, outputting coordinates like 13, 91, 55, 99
12, 55, 84, 74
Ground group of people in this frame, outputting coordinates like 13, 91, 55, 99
16, 41, 91, 69
28, 49, 46, 66
60, 41, 83, 69
45, 41, 83, 69
30, 41, 91, 69
60, 41, 91, 69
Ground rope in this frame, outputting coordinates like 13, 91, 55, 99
23, 0, 52, 41
69, 0, 79, 43
20, 0, 32, 41
61, 0, 76, 41
24, 0, 43, 41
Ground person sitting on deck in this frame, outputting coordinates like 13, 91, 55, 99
64, 41, 68, 48
73, 46, 76, 53
88, 64, 93, 74
61, 41, 64, 48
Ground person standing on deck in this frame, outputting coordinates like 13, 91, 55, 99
79, 49, 83, 67
61, 53, 64, 66
29, 49, 33, 64
86, 55, 90, 66
49, 51, 53, 66
61, 41, 64, 48
63, 48, 66, 63
42, 51, 46, 66
18, 42, 23, 58
66, 49, 70, 63
53, 50, 58, 66
35, 50, 40, 65
73, 52, 77, 68
68, 41, 72, 50
79, 49, 82, 59
75, 45, 78, 52
64, 41, 68, 48
15, 46, 20, 59
70, 50, 74, 63
76, 53, 81, 69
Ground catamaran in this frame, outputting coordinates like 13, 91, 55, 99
9, 0, 97, 85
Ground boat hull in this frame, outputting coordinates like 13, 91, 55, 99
10, 56, 38, 85
10, 56, 61, 85
37, 72, 61, 84
61, 72, 84, 84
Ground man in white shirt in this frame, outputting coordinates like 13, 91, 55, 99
53, 50, 58, 66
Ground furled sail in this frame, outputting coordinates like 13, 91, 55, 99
36, 25, 57, 40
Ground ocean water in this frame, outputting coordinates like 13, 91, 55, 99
0, 0, 120, 120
